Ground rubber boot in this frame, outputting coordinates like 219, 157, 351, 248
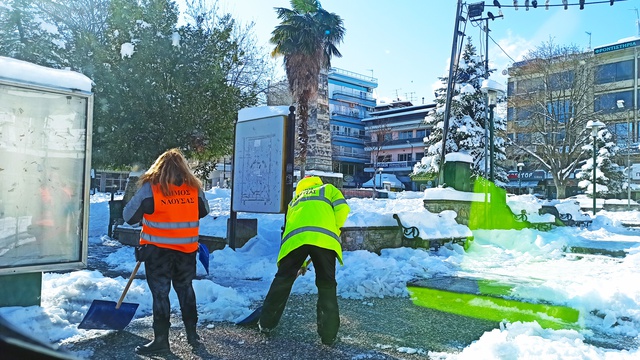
185, 324, 200, 347
135, 325, 170, 355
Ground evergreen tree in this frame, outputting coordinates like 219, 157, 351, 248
0, 0, 67, 68
412, 39, 507, 183
577, 128, 626, 198
91, 0, 260, 169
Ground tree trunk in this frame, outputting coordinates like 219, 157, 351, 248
555, 184, 566, 199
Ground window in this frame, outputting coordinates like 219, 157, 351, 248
516, 133, 532, 145
507, 81, 515, 96
515, 107, 535, 126
398, 131, 413, 139
546, 99, 572, 123
398, 153, 411, 162
607, 122, 631, 148
415, 152, 424, 161
545, 130, 565, 143
516, 78, 544, 94
595, 60, 634, 84
548, 71, 574, 91
416, 129, 427, 139
377, 155, 391, 163
594, 91, 633, 114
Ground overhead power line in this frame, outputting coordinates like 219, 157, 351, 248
487, 0, 626, 9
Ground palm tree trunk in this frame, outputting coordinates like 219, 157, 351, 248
297, 90, 310, 178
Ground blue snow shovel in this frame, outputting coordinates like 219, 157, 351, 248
198, 242, 210, 275
78, 261, 141, 330
236, 258, 312, 326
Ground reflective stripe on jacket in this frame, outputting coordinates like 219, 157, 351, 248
140, 183, 200, 253
278, 179, 350, 265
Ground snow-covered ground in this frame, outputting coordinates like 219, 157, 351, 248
2, 188, 640, 359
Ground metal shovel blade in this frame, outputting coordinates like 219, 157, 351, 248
78, 300, 139, 330
235, 305, 262, 326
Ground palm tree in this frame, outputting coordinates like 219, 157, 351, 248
270, 0, 345, 177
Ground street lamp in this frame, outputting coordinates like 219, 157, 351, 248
517, 162, 524, 195
616, 99, 631, 209
481, 79, 506, 182
587, 120, 606, 215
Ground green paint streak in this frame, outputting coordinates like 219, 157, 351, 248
408, 286, 580, 330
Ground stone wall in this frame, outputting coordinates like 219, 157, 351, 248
341, 226, 402, 254
423, 199, 473, 225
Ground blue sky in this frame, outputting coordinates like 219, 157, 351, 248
196, 0, 640, 104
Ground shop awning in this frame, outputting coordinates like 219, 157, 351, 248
506, 181, 540, 188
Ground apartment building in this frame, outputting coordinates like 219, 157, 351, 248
328, 68, 378, 187
362, 101, 436, 191
506, 36, 640, 199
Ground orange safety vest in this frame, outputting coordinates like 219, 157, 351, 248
140, 183, 200, 253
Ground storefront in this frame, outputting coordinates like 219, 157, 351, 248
506, 170, 546, 195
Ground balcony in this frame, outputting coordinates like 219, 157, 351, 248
332, 149, 369, 162
331, 130, 367, 141
367, 138, 425, 148
366, 161, 414, 171
332, 90, 376, 107
331, 108, 362, 118
328, 68, 378, 88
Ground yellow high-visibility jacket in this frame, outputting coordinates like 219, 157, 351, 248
278, 176, 350, 265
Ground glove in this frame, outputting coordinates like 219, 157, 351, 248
134, 244, 154, 262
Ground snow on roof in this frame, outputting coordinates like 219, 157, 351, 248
238, 106, 291, 122
362, 173, 405, 189
293, 170, 343, 179
445, 152, 473, 163
0, 56, 93, 92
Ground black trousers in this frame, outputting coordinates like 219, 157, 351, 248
144, 245, 198, 333
259, 245, 339, 342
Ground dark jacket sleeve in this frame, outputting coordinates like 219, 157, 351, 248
122, 182, 154, 225
198, 188, 210, 219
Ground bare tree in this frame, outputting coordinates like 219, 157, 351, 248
507, 39, 611, 198
364, 119, 393, 196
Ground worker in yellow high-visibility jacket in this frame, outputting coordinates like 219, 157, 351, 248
258, 176, 350, 346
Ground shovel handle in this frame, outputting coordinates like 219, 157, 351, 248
116, 261, 141, 309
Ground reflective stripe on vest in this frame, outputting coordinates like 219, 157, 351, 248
142, 218, 200, 229
140, 232, 199, 244
281, 225, 341, 245
332, 198, 347, 207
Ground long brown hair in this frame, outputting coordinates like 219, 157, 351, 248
139, 148, 202, 196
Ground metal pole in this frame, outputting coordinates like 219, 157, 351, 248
489, 104, 495, 182
628, 109, 631, 209
438, 0, 464, 184
283, 106, 296, 237
229, 116, 238, 250
484, 18, 490, 179
593, 134, 597, 215
518, 170, 522, 195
